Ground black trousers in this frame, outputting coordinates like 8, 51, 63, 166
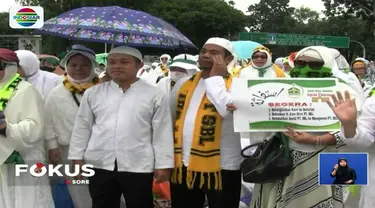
88, 161, 154, 208
170, 167, 242, 208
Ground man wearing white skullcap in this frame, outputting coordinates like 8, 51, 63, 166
68, 46, 174, 208
156, 53, 199, 96
169, 37, 242, 208
0, 48, 54, 207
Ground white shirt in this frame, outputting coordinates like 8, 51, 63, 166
68, 80, 175, 173
44, 85, 82, 150
170, 76, 242, 171
340, 96, 375, 208
340, 96, 375, 147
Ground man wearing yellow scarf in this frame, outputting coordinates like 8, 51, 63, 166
170, 38, 242, 208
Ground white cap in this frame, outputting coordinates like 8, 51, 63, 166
204, 37, 234, 55
169, 54, 199, 71
109, 46, 143, 62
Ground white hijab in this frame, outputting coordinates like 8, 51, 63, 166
60, 48, 97, 84
16, 50, 62, 99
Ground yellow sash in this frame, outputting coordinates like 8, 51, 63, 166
171, 72, 232, 190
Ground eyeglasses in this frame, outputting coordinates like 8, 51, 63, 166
252, 54, 267, 60
294, 60, 324, 70
161, 58, 168, 60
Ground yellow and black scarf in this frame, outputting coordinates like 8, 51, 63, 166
63, 75, 99, 94
171, 72, 232, 190
161, 64, 169, 77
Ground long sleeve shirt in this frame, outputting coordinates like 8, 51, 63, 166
0, 80, 45, 165
170, 76, 242, 170
340, 96, 375, 148
68, 80, 174, 172
44, 85, 82, 150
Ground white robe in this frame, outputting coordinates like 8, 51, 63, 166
0, 79, 54, 208
147, 65, 167, 85
44, 85, 92, 208
156, 76, 172, 96
27, 71, 62, 100
17, 50, 62, 100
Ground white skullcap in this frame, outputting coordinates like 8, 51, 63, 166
169, 54, 199, 71
204, 37, 234, 55
109, 46, 143, 62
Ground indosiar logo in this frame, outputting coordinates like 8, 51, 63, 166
9, 6, 44, 29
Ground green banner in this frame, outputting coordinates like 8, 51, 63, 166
239, 32, 350, 48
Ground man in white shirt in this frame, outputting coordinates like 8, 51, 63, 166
68, 46, 174, 208
169, 38, 242, 208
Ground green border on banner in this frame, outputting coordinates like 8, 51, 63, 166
247, 79, 336, 88
249, 121, 340, 130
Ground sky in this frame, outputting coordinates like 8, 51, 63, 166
0, 0, 325, 13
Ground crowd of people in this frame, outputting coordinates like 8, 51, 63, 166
0, 36, 374, 208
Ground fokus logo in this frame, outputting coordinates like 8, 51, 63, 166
15, 163, 95, 184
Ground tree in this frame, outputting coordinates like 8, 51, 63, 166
293, 7, 320, 23
247, 0, 296, 32
228, 0, 235, 7
12, 0, 246, 54
149, 0, 246, 47
322, 0, 375, 22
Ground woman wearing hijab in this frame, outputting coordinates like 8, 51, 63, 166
15, 50, 62, 100
331, 158, 356, 184
228, 46, 356, 207
239, 46, 287, 78
147, 54, 172, 85
249, 46, 346, 207
44, 45, 99, 208
0, 48, 54, 208
351, 58, 375, 96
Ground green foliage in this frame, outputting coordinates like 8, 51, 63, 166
11, 0, 246, 55
247, 0, 296, 32
0, 0, 372, 61
322, 0, 374, 21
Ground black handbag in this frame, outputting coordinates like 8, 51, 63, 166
241, 133, 293, 183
